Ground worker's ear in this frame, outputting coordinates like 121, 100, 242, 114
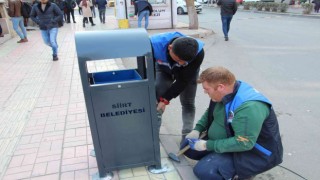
168, 44, 172, 51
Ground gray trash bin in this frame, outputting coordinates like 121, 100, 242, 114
75, 29, 161, 178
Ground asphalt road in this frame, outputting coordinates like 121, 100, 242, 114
161, 6, 320, 180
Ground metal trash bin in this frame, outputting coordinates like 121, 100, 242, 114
75, 29, 161, 178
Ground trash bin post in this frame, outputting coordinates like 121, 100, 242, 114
75, 29, 163, 178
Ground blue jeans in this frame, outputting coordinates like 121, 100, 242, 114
11, 17, 27, 39
99, 9, 106, 23
138, 10, 149, 29
221, 15, 233, 38
155, 65, 199, 135
41, 28, 58, 56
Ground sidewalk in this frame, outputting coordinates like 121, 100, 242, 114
0, 15, 214, 180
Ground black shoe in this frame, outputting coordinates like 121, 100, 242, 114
83, 24, 85, 28
53, 55, 59, 61
91, 24, 96, 26
225, 37, 229, 41
73, 21, 76, 23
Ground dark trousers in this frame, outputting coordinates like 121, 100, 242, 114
221, 15, 233, 38
83, 17, 94, 26
78, 6, 82, 15
182, 147, 236, 180
98, 9, 106, 23
91, 6, 96, 17
0, 24, 3, 35
67, 8, 76, 23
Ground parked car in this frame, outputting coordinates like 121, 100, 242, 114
177, 0, 203, 14
195, 0, 208, 3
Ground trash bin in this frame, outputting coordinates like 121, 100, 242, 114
75, 29, 161, 178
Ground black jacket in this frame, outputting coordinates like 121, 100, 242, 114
134, 0, 153, 16
30, 2, 63, 30
217, 0, 237, 16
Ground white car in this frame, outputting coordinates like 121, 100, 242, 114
177, 0, 203, 15
195, 0, 208, 3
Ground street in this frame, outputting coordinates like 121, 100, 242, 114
162, 6, 320, 180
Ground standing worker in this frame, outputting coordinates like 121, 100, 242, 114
134, 0, 153, 29
30, 0, 63, 61
181, 66, 283, 179
96, 0, 107, 23
150, 32, 205, 144
217, 0, 237, 41
8, 0, 28, 43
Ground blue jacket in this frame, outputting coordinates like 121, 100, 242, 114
96, 0, 107, 10
209, 81, 283, 179
150, 32, 204, 70
150, 32, 205, 101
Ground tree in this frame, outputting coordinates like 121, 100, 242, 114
185, 0, 199, 29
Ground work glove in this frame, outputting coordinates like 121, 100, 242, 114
185, 130, 200, 139
187, 138, 207, 151
180, 138, 189, 149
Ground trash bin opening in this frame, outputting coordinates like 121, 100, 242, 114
92, 69, 142, 84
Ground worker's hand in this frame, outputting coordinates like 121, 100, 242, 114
133, 15, 137, 19
188, 139, 207, 151
185, 130, 200, 139
180, 138, 189, 149
157, 101, 166, 112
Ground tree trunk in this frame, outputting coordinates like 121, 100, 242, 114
186, 0, 199, 29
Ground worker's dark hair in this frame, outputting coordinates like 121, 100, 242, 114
171, 37, 199, 62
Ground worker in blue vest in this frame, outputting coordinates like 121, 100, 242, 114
150, 32, 205, 144
182, 66, 283, 179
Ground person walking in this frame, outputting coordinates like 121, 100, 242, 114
89, 0, 96, 18
65, 0, 76, 23
0, 24, 4, 37
217, 0, 237, 41
95, 0, 107, 23
150, 32, 205, 144
76, 0, 82, 14
134, 0, 153, 29
55, 0, 67, 22
181, 66, 283, 179
8, 0, 28, 43
80, 0, 96, 27
30, 0, 63, 61
312, 0, 320, 13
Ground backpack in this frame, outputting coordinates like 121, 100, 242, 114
21, 2, 32, 18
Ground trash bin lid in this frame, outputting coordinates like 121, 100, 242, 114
75, 28, 152, 62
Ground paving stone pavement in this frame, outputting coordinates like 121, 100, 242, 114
0, 13, 211, 180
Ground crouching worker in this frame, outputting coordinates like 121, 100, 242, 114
181, 66, 283, 180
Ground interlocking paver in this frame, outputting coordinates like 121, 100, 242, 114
0, 11, 206, 180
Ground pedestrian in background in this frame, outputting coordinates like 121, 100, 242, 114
30, 0, 63, 61
181, 66, 283, 179
149, 32, 205, 145
89, 0, 96, 18
217, 0, 237, 41
80, 0, 96, 27
65, 0, 76, 23
8, 0, 28, 43
96, 0, 107, 23
0, 24, 4, 37
55, 0, 67, 22
312, 0, 320, 13
76, 0, 82, 14
134, 0, 153, 29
